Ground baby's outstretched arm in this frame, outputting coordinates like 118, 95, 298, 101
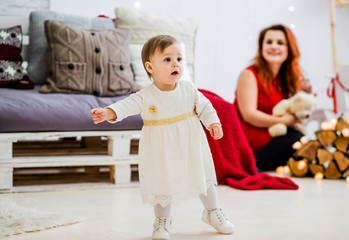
90, 108, 117, 124
209, 123, 223, 140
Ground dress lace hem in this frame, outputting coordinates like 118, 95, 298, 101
142, 178, 217, 207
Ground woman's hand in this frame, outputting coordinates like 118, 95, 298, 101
280, 113, 297, 128
209, 123, 223, 140
300, 78, 312, 93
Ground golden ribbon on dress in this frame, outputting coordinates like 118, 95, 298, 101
143, 110, 196, 126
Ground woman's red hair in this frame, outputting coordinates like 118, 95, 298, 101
254, 24, 303, 98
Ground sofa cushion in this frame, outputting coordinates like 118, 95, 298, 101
0, 86, 143, 133
40, 20, 140, 97
128, 44, 150, 88
27, 10, 115, 85
0, 25, 22, 61
0, 25, 34, 89
0, 60, 34, 89
115, 7, 198, 81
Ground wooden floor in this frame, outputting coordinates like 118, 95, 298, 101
1, 175, 349, 240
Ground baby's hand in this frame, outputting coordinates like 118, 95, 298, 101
90, 108, 108, 124
209, 123, 223, 140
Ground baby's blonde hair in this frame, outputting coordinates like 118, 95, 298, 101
141, 35, 178, 78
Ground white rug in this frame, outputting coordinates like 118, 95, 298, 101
0, 201, 83, 238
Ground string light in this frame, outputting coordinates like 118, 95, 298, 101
297, 160, 306, 170
283, 166, 291, 174
134, 1, 141, 8
300, 136, 308, 145
314, 172, 324, 180
292, 141, 302, 150
342, 128, 349, 137
276, 166, 291, 175
289, 3, 296, 30
276, 166, 284, 174
330, 118, 338, 129
321, 122, 330, 130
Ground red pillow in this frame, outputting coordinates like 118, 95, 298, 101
0, 25, 22, 61
0, 60, 34, 89
0, 25, 34, 89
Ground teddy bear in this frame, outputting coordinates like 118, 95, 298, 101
268, 91, 316, 137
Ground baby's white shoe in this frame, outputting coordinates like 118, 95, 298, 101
202, 208, 234, 234
152, 216, 172, 240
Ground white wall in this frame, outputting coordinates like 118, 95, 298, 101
0, 0, 49, 15
50, 0, 349, 110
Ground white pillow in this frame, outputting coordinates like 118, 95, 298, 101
129, 43, 193, 88
129, 44, 150, 88
115, 7, 198, 81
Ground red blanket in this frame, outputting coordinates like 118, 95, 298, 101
199, 89, 298, 190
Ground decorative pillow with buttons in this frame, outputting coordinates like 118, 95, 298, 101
0, 25, 34, 89
40, 20, 140, 96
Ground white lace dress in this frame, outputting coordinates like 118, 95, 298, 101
107, 81, 219, 207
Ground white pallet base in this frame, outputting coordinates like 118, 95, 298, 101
0, 130, 141, 192
7, 181, 140, 193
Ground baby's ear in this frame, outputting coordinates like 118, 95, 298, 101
144, 61, 153, 74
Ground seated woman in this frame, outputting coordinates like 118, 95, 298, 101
234, 24, 311, 172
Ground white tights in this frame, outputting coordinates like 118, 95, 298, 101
153, 185, 219, 217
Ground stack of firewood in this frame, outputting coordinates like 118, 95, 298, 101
277, 115, 349, 181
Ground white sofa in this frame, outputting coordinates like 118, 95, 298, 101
0, 8, 198, 192
0, 16, 140, 192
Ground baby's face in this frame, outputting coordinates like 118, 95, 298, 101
147, 43, 183, 91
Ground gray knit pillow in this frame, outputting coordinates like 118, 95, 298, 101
40, 20, 140, 97
28, 10, 115, 85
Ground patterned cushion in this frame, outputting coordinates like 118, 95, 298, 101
40, 20, 140, 96
0, 25, 22, 61
115, 7, 198, 81
27, 10, 115, 85
0, 26, 34, 89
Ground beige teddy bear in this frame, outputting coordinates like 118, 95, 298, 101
268, 91, 316, 137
